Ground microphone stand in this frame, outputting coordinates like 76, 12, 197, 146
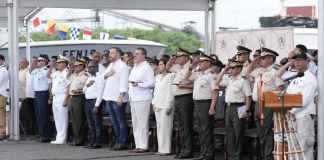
277, 82, 291, 160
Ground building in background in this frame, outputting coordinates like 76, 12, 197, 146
260, 0, 318, 28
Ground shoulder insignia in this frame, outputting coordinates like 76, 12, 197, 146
241, 75, 247, 79
273, 64, 280, 70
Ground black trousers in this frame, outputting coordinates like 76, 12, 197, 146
70, 95, 87, 145
20, 98, 37, 135
225, 103, 244, 160
254, 102, 274, 160
194, 100, 214, 159
174, 93, 194, 156
34, 91, 50, 141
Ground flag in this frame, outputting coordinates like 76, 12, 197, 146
58, 24, 69, 40
99, 32, 110, 40
32, 17, 40, 28
58, 31, 67, 40
58, 24, 69, 33
45, 20, 56, 35
70, 27, 80, 40
83, 27, 92, 40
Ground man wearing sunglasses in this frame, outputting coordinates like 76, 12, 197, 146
30, 54, 51, 143
235, 45, 252, 75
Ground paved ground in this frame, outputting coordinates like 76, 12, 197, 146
0, 140, 174, 160
0, 139, 227, 160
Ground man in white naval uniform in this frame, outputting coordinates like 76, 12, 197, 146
277, 51, 317, 160
49, 56, 70, 144
128, 48, 155, 153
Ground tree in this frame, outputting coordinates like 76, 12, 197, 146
109, 28, 202, 54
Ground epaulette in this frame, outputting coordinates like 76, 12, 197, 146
273, 64, 281, 70
241, 75, 248, 79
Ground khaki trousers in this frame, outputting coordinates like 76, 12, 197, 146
0, 96, 6, 136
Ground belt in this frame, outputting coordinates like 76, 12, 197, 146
70, 94, 84, 97
227, 102, 244, 106
175, 93, 192, 98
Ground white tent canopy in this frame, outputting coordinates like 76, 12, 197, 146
0, 7, 38, 27
0, 0, 208, 11
0, 0, 209, 27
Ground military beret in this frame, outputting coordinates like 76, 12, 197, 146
199, 54, 214, 63
260, 47, 279, 57
237, 45, 252, 54
56, 55, 69, 63
176, 48, 191, 57
74, 58, 87, 66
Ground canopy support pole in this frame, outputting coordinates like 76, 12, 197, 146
7, 0, 20, 140
317, 0, 324, 159
210, 0, 216, 55
25, 20, 31, 64
204, 9, 210, 55
23, 7, 42, 63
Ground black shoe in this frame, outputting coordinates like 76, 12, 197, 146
0, 135, 7, 141
174, 153, 183, 159
40, 139, 50, 143
71, 142, 83, 146
83, 144, 93, 148
114, 144, 127, 150
112, 144, 120, 150
119, 144, 127, 150
201, 157, 213, 160
89, 144, 102, 149
194, 156, 206, 160
177, 153, 193, 159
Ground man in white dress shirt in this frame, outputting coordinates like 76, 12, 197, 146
19, 58, 36, 135
49, 56, 70, 144
84, 61, 103, 149
95, 47, 129, 150
277, 51, 317, 160
0, 54, 8, 140
128, 48, 155, 153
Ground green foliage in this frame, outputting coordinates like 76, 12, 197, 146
23, 27, 202, 54
108, 28, 202, 54
31, 32, 61, 41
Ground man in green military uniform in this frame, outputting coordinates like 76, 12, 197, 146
214, 59, 252, 160
68, 58, 89, 146
245, 47, 279, 160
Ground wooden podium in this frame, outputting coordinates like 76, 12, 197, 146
261, 91, 304, 160
263, 91, 302, 111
